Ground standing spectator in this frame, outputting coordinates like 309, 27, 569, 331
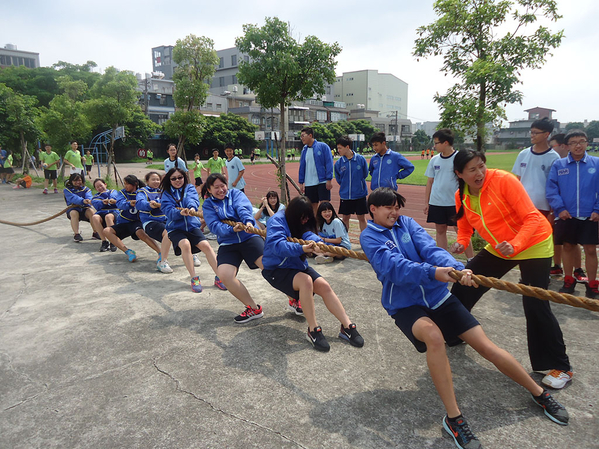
298, 126, 334, 216
40, 144, 61, 194
205, 148, 226, 175
224, 143, 246, 193
163, 143, 188, 174
334, 135, 369, 232
0, 144, 7, 183
64, 141, 86, 176
368, 132, 414, 191
84, 150, 94, 179
146, 149, 154, 164
546, 129, 599, 299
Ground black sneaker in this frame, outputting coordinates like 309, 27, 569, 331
109, 243, 117, 252
532, 390, 569, 425
586, 280, 599, 299
559, 275, 576, 294
73, 233, 83, 242
234, 305, 264, 324
99, 240, 110, 252
339, 323, 364, 347
442, 415, 481, 449
92, 232, 101, 240
573, 267, 588, 283
306, 326, 330, 352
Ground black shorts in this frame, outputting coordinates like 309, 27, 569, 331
168, 227, 206, 256
85, 165, 92, 172
392, 295, 480, 353
217, 237, 264, 269
427, 205, 457, 226
4, 167, 14, 174
339, 197, 368, 216
95, 211, 117, 226
144, 221, 166, 242
262, 266, 321, 300
304, 183, 331, 204
67, 207, 91, 222
111, 221, 143, 240
44, 169, 57, 180
553, 218, 599, 245
195, 177, 203, 186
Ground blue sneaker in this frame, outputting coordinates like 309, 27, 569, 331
125, 249, 137, 262
214, 276, 227, 290
191, 276, 203, 293
442, 415, 481, 449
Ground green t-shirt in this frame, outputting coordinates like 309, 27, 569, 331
205, 157, 226, 174
4, 154, 13, 168
64, 149, 84, 169
193, 160, 204, 178
40, 151, 61, 171
147, 150, 153, 158
85, 154, 94, 165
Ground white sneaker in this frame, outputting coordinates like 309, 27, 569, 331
204, 231, 218, 240
157, 260, 174, 273
542, 370, 573, 389
315, 255, 333, 264
193, 254, 202, 267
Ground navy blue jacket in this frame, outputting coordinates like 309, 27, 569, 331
92, 190, 117, 216
360, 216, 464, 316
111, 189, 140, 224
136, 186, 166, 225
64, 186, 92, 208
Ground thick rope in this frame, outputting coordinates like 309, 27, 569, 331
449, 269, 599, 312
0, 205, 77, 227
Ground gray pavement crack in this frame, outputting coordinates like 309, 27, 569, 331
152, 359, 308, 449
1, 273, 28, 320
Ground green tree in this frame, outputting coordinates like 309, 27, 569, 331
198, 113, 258, 151
236, 17, 341, 202
565, 122, 585, 131
0, 66, 59, 108
52, 60, 101, 90
585, 121, 599, 142
414, 0, 563, 152
85, 67, 140, 180
165, 34, 219, 159
413, 129, 432, 151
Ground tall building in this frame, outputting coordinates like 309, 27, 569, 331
334, 70, 408, 119
209, 47, 251, 95
495, 107, 559, 149
0, 44, 40, 69
151, 45, 176, 80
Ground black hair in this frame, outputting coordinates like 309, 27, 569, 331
70, 140, 78, 145
530, 117, 554, 133
92, 178, 106, 190
194, 153, 200, 158
549, 133, 565, 145
65, 173, 85, 189
564, 129, 588, 145
145, 171, 161, 183
432, 128, 454, 145
160, 168, 189, 202
264, 190, 280, 217
123, 174, 145, 190
224, 142, 234, 150
316, 201, 347, 231
285, 196, 317, 238
205, 173, 228, 193
453, 150, 487, 220
212, 148, 220, 154
168, 143, 177, 150
301, 127, 314, 137
367, 188, 406, 218
336, 135, 352, 148
370, 132, 386, 144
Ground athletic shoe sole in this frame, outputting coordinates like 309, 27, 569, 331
286, 304, 304, 316
531, 394, 569, 426
306, 333, 330, 352
234, 312, 263, 324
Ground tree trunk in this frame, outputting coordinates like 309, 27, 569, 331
20, 131, 29, 175
476, 81, 486, 153
278, 102, 289, 204
106, 124, 117, 183
177, 136, 188, 169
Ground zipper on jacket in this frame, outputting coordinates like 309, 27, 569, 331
576, 161, 580, 217
348, 158, 353, 200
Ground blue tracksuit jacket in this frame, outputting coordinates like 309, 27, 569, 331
64, 186, 92, 208
111, 189, 140, 224
334, 151, 368, 200
202, 189, 259, 245
92, 190, 117, 216
136, 186, 166, 225
368, 149, 414, 191
160, 184, 202, 232
298, 139, 334, 184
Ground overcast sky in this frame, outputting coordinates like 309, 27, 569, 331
3, 0, 597, 124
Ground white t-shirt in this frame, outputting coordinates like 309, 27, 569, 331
512, 147, 559, 211
424, 151, 459, 206
304, 147, 321, 187
164, 157, 188, 173
320, 218, 351, 250
225, 156, 246, 190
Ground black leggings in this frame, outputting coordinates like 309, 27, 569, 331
451, 249, 571, 372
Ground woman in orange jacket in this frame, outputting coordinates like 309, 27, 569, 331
450, 150, 572, 390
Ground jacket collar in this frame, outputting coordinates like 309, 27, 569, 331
366, 219, 402, 233
567, 152, 588, 164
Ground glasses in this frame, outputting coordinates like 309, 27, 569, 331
568, 140, 588, 147
530, 131, 548, 136
170, 176, 184, 181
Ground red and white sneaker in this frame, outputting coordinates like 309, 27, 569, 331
287, 298, 304, 316
542, 370, 573, 389
573, 267, 588, 283
234, 305, 263, 324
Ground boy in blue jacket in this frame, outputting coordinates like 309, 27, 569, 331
298, 127, 334, 216
368, 132, 414, 191
334, 135, 369, 232
360, 187, 569, 449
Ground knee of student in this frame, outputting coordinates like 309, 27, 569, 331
295, 273, 315, 293
414, 320, 445, 350
179, 239, 191, 250
583, 244, 597, 257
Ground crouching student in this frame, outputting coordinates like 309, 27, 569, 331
262, 195, 364, 352
160, 167, 226, 293
136, 172, 173, 273
91, 178, 118, 252
104, 175, 160, 262
202, 173, 265, 322
360, 188, 569, 449
63, 173, 95, 242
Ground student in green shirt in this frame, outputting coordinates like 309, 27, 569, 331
146, 149, 154, 164
192, 153, 206, 195
64, 141, 85, 175
205, 149, 226, 175
41, 144, 61, 194
4, 151, 15, 183
85, 150, 94, 179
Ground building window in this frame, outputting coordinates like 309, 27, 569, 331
244, 55, 249, 62
252, 115, 260, 125
219, 57, 224, 68
346, 93, 353, 96
216, 103, 222, 110
231, 54, 237, 66
316, 110, 327, 121
219, 77, 225, 87
346, 77, 354, 81
206, 103, 213, 108
232, 75, 237, 84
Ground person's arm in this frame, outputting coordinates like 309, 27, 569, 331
267, 218, 307, 258
254, 204, 265, 222
396, 154, 415, 179
546, 163, 567, 217
202, 198, 235, 238
64, 188, 85, 206
453, 190, 474, 252
424, 177, 434, 215
232, 161, 245, 187
321, 220, 343, 245
135, 190, 152, 212
323, 143, 334, 190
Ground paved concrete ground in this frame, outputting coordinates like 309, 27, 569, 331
1, 185, 598, 448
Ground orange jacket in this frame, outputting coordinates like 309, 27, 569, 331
455, 169, 552, 257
